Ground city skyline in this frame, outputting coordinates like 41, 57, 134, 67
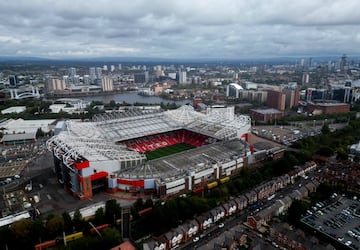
1, 0, 360, 59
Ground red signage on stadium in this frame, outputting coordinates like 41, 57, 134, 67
117, 179, 144, 187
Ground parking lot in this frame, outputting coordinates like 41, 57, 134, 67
0, 160, 26, 183
301, 196, 360, 249
253, 122, 348, 148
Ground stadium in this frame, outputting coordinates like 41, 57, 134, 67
46, 105, 252, 199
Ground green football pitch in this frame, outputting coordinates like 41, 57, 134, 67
145, 143, 195, 160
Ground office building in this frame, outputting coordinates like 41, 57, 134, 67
134, 72, 149, 83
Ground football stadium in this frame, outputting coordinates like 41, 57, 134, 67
46, 105, 252, 199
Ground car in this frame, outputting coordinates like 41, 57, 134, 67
193, 236, 199, 242
345, 240, 352, 246
272, 242, 279, 248
218, 223, 224, 228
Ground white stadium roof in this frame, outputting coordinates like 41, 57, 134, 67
46, 105, 251, 169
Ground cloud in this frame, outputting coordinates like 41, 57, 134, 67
0, 0, 359, 59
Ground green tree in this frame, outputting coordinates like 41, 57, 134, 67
0, 226, 10, 250
36, 127, 45, 138
109, 100, 117, 108
72, 209, 84, 231
101, 228, 122, 249
46, 214, 64, 238
316, 146, 334, 157
144, 198, 153, 208
287, 200, 309, 225
321, 123, 331, 134
94, 207, 106, 226
336, 146, 348, 160
105, 199, 121, 225
8, 219, 36, 250
62, 211, 73, 234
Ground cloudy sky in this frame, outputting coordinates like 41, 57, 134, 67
0, 0, 359, 59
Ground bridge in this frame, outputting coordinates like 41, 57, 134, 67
10, 87, 40, 99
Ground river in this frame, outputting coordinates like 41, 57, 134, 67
80, 92, 191, 105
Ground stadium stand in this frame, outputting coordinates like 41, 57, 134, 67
46, 105, 251, 199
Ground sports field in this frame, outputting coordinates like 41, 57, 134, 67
145, 143, 195, 160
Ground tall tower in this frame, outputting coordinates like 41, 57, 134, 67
69, 67, 76, 77
340, 54, 347, 74
178, 69, 187, 84
89, 67, 96, 81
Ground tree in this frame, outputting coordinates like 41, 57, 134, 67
109, 100, 117, 108
101, 228, 122, 249
8, 219, 36, 250
321, 123, 331, 134
62, 211, 73, 234
73, 209, 84, 231
46, 214, 64, 238
36, 127, 45, 138
287, 200, 309, 225
316, 146, 334, 157
144, 198, 154, 208
94, 207, 106, 226
336, 146, 348, 160
105, 199, 121, 225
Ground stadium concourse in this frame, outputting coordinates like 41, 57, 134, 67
46, 105, 252, 199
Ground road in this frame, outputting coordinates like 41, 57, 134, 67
179, 166, 323, 249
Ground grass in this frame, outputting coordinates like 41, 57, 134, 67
145, 143, 195, 160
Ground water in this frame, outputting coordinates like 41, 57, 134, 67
80, 92, 191, 105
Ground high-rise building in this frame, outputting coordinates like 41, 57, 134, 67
155, 65, 164, 78
302, 73, 309, 85
103, 65, 108, 71
110, 65, 115, 72
168, 73, 177, 80
118, 64, 122, 70
51, 79, 66, 91
73, 75, 80, 84
226, 83, 243, 98
89, 67, 96, 81
101, 76, 114, 92
69, 67, 76, 77
266, 90, 286, 110
283, 88, 300, 109
8, 75, 17, 87
96, 67, 102, 79
340, 54, 347, 74
134, 72, 149, 83
178, 69, 187, 84
63, 76, 70, 88
83, 75, 90, 85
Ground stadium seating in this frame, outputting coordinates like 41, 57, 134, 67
123, 129, 210, 153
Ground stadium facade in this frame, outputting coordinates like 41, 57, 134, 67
46, 105, 252, 199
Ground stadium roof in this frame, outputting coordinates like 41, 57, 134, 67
1, 132, 36, 143
47, 105, 251, 169
251, 108, 282, 115
117, 139, 247, 180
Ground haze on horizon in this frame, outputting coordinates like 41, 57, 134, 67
1, 0, 360, 60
